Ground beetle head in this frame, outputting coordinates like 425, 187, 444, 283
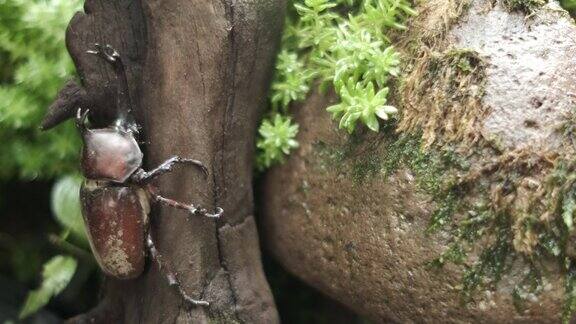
77, 109, 143, 182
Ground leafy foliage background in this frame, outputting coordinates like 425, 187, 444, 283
0, 0, 80, 180
0, 0, 92, 321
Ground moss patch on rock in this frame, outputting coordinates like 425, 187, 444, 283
313, 110, 576, 319
503, 0, 548, 13
395, 39, 576, 321
399, 49, 488, 148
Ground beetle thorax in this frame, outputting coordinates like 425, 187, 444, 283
81, 128, 143, 182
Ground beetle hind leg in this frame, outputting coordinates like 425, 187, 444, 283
146, 232, 209, 306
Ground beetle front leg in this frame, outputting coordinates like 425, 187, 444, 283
87, 43, 136, 132
75, 108, 90, 133
146, 232, 209, 306
131, 156, 209, 184
152, 194, 223, 219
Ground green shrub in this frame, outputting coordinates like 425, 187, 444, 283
0, 0, 81, 180
256, 0, 415, 170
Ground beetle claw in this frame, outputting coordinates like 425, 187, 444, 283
180, 158, 209, 178
86, 43, 103, 56
189, 206, 223, 219
87, 43, 120, 64
183, 296, 210, 307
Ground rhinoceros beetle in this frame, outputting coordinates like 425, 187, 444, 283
54, 44, 222, 306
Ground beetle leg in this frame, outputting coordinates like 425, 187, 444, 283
152, 194, 223, 219
132, 156, 209, 184
145, 232, 209, 306
87, 43, 135, 130
75, 108, 90, 133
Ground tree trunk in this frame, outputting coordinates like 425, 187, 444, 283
54, 0, 285, 322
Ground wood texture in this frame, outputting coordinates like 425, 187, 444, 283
48, 0, 285, 322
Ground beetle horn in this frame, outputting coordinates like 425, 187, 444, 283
41, 80, 86, 130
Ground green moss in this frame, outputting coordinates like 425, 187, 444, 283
503, 0, 547, 13
313, 122, 461, 194
427, 192, 460, 232
461, 214, 513, 301
513, 265, 543, 313
425, 152, 576, 318
351, 155, 382, 184
399, 49, 487, 148
378, 130, 519, 304
428, 243, 467, 268
381, 132, 449, 194
428, 202, 516, 303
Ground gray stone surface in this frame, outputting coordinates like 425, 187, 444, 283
451, 0, 576, 150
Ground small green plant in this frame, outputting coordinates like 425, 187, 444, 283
257, 114, 300, 170
270, 50, 316, 112
257, 0, 416, 169
327, 79, 397, 132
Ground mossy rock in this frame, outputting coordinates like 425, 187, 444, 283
260, 0, 576, 322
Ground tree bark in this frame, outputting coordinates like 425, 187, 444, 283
54, 0, 285, 322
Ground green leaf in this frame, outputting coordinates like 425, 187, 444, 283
19, 255, 77, 319
365, 112, 379, 132
375, 105, 397, 120
51, 175, 87, 242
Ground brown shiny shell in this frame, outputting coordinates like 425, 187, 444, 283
81, 128, 143, 182
80, 181, 149, 279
